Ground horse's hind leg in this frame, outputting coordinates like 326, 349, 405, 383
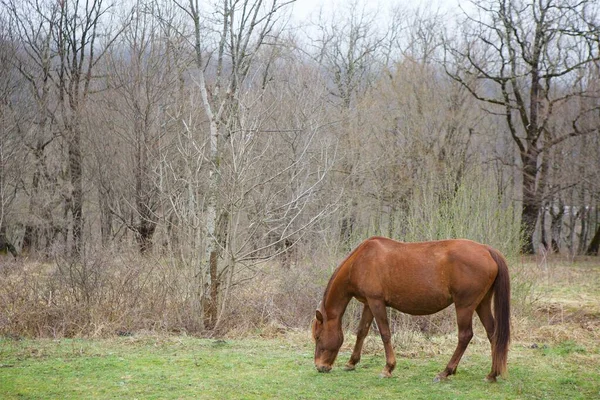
476, 292, 495, 343
345, 303, 374, 371
476, 292, 499, 382
435, 307, 474, 382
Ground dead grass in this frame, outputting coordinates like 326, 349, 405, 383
1, 252, 599, 352
523, 256, 600, 347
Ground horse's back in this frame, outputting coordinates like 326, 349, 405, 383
346, 237, 498, 314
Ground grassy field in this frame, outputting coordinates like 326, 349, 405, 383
1, 258, 599, 399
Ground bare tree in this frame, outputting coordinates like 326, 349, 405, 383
3, 0, 64, 253
306, 0, 383, 108
0, 25, 21, 256
175, 0, 300, 329
586, 130, 600, 255
96, 1, 181, 253
391, 4, 446, 65
3, 0, 126, 256
304, 1, 386, 246
444, 0, 600, 253
362, 53, 489, 240
54, 0, 124, 256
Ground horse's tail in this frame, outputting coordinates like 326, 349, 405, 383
488, 247, 511, 378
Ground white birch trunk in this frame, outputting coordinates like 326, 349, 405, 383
189, 0, 221, 328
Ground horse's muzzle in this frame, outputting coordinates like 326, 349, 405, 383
316, 364, 332, 373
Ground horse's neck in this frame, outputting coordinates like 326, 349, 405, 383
323, 272, 352, 321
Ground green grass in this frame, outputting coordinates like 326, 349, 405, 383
1, 334, 599, 399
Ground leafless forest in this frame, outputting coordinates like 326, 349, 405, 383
0, 0, 599, 337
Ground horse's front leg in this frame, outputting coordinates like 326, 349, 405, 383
367, 299, 396, 378
344, 303, 374, 371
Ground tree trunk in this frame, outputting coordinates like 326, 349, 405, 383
586, 224, 600, 256
550, 202, 564, 254
340, 215, 356, 246
203, 249, 219, 330
520, 148, 540, 254
189, 0, 223, 331
135, 222, 156, 254
202, 208, 229, 329
134, 114, 158, 254
99, 187, 112, 247
521, 203, 539, 254
540, 203, 548, 251
577, 192, 589, 255
0, 226, 17, 257
68, 126, 83, 257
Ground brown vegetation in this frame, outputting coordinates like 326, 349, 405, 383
1, 253, 599, 350
0, 0, 599, 337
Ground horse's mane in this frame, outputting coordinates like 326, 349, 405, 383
321, 266, 341, 308
320, 240, 367, 313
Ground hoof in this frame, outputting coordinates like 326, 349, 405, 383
379, 371, 392, 378
343, 364, 356, 371
433, 374, 448, 383
484, 375, 497, 383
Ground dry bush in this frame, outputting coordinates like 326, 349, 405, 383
0, 249, 202, 338
2, 245, 591, 346
0, 244, 331, 339
0, 249, 333, 338
215, 261, 328, 337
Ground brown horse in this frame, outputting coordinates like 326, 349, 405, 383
312, 237, 510, 382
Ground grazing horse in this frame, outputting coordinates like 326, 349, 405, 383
312, 237, 510, 382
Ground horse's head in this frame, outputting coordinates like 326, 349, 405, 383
312, 308, 343, 373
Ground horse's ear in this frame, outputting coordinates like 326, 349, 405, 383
315, 309, 324, 323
